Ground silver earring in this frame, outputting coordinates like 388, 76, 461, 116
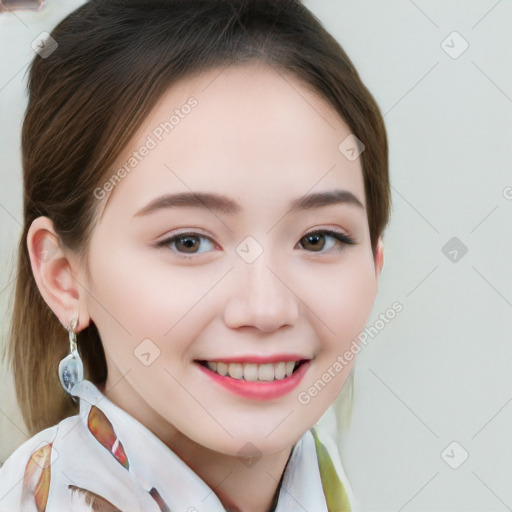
58, 315, 84, 395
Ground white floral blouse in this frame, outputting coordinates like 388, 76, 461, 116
0, 380, 355, 511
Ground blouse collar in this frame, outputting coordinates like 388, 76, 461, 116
72, 379, 352, 511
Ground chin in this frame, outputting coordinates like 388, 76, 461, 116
212, 427, 306, 458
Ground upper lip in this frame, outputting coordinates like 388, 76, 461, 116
196, 354, 310, 364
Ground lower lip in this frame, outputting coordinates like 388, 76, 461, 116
196, 361, 310, 400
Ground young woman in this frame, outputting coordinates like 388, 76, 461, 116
0, 1, 390, 510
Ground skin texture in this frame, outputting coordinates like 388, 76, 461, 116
28, 61, 384, 512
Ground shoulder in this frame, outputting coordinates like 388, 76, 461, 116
0, 416, 78, 512
1, 423, 59, 475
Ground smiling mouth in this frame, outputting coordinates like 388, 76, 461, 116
196, 360, 308, 382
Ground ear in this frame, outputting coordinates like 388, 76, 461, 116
374, 237, 384, 278
27, 216, 90, 332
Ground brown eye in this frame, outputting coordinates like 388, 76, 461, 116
300, 233, 327, 252
157, 232, 216, 257
298, 230, 356, 253
174, 235, 201, 253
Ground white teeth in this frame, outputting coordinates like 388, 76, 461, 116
243, 364, 259, 381
274, 362, 286, 380
258, 363, 274, 381
228, 363, 243, 379
217, 362, 228, 376
204, 360, 301, 381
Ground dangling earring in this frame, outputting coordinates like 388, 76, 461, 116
58, 315, 84, 395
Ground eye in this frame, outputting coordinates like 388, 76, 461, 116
156, 231, 217, 258
298, 229, 356, 253
156, 228, 356, 259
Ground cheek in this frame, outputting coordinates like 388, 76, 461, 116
86, 242, 196, 334
84, 242, 223, 369
296, 255, 377, 348
332, 270, 377, 344
86, 253, 160, 332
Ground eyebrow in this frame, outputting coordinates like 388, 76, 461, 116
133, 189, 364, 218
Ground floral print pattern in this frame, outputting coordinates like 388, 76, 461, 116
2, 381, 354, 511
22, 443, 52, 512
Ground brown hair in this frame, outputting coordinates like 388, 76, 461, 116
8, 0, 391, 434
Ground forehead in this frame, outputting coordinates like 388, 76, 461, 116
99, 62, 366, 218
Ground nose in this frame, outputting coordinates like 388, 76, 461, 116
223, 255, 300, 333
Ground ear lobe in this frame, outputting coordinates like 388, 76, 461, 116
27, 216, 89, 330
374, 238, 384, 277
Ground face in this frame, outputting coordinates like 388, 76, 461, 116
80, 62, 381, 456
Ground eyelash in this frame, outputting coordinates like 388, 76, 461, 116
156, 228, 357, 260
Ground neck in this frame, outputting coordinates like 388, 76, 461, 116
163, 426, 292, 512
103, 375, 295, 512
